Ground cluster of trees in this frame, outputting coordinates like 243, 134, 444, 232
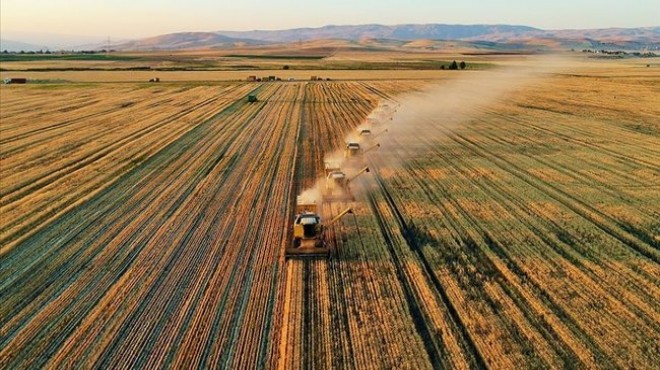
1, 50, 56, 54
1, 49, 116, 55
441, 60, 467, 70
581, 49, 657, 57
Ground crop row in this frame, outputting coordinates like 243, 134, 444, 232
278, 72, 657, 369
1, 81, 427, 368
357, 74, 659, 368
0, 83, 256, 251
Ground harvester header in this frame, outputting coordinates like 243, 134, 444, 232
296, 195, 318, 214
359, 129, 372, 136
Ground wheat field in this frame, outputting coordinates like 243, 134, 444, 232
1, 57, 658, 368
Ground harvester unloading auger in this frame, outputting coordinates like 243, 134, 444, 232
373, 128, 388, 139
285, 196, 354, 258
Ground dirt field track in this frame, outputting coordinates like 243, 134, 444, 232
1, 61, 659, 369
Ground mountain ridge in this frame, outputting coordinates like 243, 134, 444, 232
215, 24, 541, 43
3, 24, 658, 51
132, 24, 659, 51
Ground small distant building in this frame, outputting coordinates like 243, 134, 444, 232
247, 75, 257, 82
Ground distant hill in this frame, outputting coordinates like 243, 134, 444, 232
0, 39, 44, 52
220, 25, 659, 51
7, 24, 656, 52
462, 27, 660, 50
216, 24, 540, 43
114, 24, 658, 52
0, 31, 111, 51
537, 27, 659, 44
113, 32, 265, 50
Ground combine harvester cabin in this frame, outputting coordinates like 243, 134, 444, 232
358, 129, 372, 137
344, 142, 361, 158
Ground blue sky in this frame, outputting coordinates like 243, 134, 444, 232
1, 0, 657, 39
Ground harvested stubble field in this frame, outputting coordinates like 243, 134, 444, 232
1, 59, 659, 369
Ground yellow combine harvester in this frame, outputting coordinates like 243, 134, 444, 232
359, 128, 388, 146
344, 142, 380, 159
286, 196, 353, 258
324, 166, 370, 201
